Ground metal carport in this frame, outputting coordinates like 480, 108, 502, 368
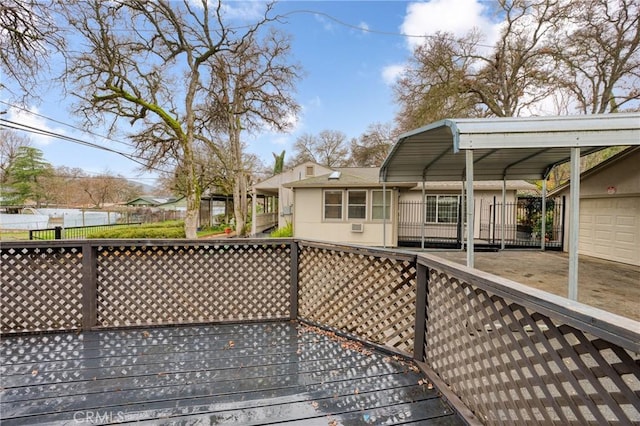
379, 113, 640, 300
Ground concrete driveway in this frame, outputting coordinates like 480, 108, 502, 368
424, 250, 640, 322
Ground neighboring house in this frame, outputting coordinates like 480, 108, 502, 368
550, 146, 640, 266
251, 162, 334, 234
125, 196, 176, 207
156, 197, 187, 211
255, 164, 537, 247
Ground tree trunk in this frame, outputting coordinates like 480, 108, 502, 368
185, 197, 199, 239
183, 144, 201, 239
233, 173, 247, 236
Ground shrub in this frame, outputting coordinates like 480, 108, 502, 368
88, 221, 185, 239
270, 222, 293, 238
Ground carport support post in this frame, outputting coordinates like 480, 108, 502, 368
501, 179, 506, 250
541, 179, 547, 251
421, 177, 425, 250
460, 182, 465, 252
465, 150, 474, 268
568, 148, 580, 300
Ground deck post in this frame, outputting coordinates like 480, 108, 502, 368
81, 242, 98, 330
290, 240, 299, 319
413, 262, 428, 362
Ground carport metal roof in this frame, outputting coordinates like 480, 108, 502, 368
380, 113, 640, 182
379, 113, 640, 303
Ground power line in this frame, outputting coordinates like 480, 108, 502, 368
0, 100, 135, 149
281, 9, 497, 50
0, 119, 175, 174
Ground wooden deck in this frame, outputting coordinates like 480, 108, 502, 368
1, 322, 464, 425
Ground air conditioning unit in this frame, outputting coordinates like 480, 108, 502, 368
351, 223, 364, 233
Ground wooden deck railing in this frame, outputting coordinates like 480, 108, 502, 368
1, 239, 638, 424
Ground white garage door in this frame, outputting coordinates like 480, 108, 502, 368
579, 197, 640, 266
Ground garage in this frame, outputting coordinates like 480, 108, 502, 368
580, 197, 640, 266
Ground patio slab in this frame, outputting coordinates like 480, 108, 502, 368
428, 250, 640, 321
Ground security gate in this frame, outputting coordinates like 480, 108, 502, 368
398, 196, 564, 249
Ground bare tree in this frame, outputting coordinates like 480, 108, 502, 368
203, 28, 300, 235
394, 0, 564, 130
0, 129, 31, 184
349, 122, 398, 167
470, 0, 562, 117
552, 0, 640, 113
40, 166, 85, 206
395, 0, 638, 128
79, 173, 140, 208
291, 130, 349, 168
60, 0, 293, 238
394, 31, 482, 131
0, 0, 64, 103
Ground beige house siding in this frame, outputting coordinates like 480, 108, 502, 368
555, 148, 640, 266
252, 162, 333, 233
292, 188, 398, 247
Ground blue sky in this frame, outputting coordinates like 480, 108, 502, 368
3, 0, 501, 186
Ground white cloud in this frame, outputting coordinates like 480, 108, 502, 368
314, 14, 335, 32
308, 95, 322, 109
6, 106, 64, 146
400, 0, 501, 50
358, 21, 370, 33
219, 1, 269, 22
382, 64, 405, 85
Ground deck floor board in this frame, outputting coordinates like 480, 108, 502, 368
1, 322, 465, 425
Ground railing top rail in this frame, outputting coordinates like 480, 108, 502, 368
1, 238, 295, 249
417, 252, 640, 352
296, 239, 417, 262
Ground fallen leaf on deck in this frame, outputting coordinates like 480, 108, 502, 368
31, 370, 38, 376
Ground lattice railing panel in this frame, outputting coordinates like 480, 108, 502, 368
1, 246, 83, 333
425, 267, 640, 425
96, 243, 291, 326
298, 244, 416, 355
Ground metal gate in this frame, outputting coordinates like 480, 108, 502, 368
398, 200, 462, 248
398, 196, 564, 249
478, 196, 564, 249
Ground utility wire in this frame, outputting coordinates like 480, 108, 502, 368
0, 100, 135, 149
282, 9, 498, 50
0, 119, 175, 174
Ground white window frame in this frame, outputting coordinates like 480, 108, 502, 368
425, 195, 460, 224
323, 190, 343, 221
371, 190, 391, 220
347, 190, 367, 220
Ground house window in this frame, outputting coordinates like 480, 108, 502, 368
371, 190, 391, 220
305, 166, 314, 177
425, 195, 459, 223
347, 190, 367, 220
324, 190, 343, 220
